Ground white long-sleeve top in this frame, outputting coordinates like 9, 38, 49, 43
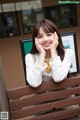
25, 49, 73, 88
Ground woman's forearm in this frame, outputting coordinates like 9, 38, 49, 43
38, 53, 45, 67
51, 49, 58, 61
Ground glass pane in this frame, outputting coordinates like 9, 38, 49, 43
21, 8, 45, 34
21, 9, 36, 34
0, 12, 20, 38
44, 4, 77, 29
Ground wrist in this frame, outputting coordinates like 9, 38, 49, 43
38, 53, 45, 67
51, 49, 57, 54
40, 52, 46, 57
51, 50, 58, 60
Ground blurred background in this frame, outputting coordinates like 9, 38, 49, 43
0, 0, 80, 89
0, 0, 80, 115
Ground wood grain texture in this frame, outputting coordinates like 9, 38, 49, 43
7, 76, 80, 120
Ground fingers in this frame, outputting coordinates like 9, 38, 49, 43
54, 32, 58, 44
52, 32, 58, 50
35, 37, 41, 51
35, 37, 46, 55
54, 32, 58, 40
35, 37, 37, 45
35, 37, 40, 47
35, 37, 39, 49
35, 37, 39, 50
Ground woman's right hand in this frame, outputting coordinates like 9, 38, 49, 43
35, 38, 46, 56
50, 32, 59, 51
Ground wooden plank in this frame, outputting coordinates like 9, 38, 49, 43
21, 116, 80, 120
67, 116, 80, 120
13, 108, 80, 120
11, 96, 80, 119
28, 108, 80, 120
7, 76, 80, 120
7, 76, 80, 100
10, 87, 80, 111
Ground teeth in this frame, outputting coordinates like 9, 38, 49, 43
43, 41, 51, 46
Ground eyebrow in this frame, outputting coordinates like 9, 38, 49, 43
37, 34, 43, 36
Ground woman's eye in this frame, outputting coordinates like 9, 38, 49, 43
37, 35, 42, 38
47, 33, 52, 36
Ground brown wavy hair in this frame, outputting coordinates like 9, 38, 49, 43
30, 19, 65, 60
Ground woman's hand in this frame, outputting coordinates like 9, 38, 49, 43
50, 32, 58, 60
35, 37, 46, 56
35, 37, 46, 67
50, 32, 59, 51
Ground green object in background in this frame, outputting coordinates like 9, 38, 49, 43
20, 38, 32, 56
23, 39, 32, 55
20, 38, 32, 80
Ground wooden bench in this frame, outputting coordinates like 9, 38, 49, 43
7, 76, 80, 120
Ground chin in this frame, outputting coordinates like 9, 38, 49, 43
43, 44, 51, 50
43, 47, 51, 50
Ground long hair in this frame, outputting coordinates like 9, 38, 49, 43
30, 19, 65, 60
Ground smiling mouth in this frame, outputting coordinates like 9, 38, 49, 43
44, 44, 50, 47
43, 42, 51, 47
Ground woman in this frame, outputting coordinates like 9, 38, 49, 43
25, 19, 73, 88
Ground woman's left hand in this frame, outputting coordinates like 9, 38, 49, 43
50, 32, 59, 51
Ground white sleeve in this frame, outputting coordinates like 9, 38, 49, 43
25, 54, 46, 88
50, 49, 73, 82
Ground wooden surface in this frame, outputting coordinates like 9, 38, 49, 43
7, 76, 80, 120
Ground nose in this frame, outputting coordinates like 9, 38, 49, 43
43, 35, 48, 41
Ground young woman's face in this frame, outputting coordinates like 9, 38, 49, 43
36, 27, 55, 50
